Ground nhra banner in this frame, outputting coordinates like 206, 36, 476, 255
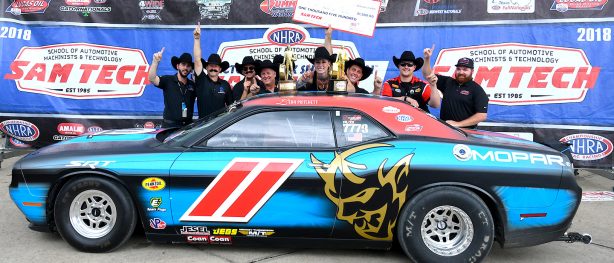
1, 0, 614, 169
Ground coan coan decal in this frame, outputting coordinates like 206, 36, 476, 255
181, 158, 303, 223
311, 143, 413, 241
4, 43, 149, 99
433, 43, 601, 105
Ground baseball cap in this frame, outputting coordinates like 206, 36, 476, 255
455, 57, 474, 69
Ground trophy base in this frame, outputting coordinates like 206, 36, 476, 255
331, 80, 348, 94
279, 80, 297, 92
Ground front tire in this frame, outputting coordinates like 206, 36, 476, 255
54, 176, 137, 252
397, 186, 494, 263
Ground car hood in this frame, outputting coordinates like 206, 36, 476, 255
464, 129, 557, 153
24, 128, 165, 159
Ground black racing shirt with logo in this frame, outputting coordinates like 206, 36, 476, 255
156, 75, 195, 123
195, 71, 234, 119
436, 75, 489, 128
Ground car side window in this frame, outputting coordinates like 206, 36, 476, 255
334, 110, 388, 147
206, 110, 335, 148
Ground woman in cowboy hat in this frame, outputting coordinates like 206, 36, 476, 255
147, 47, 196, 128
297, 46, 337, 91
193, 23, 234, 119
234, 56, 265, 101
381, 50, 440, 113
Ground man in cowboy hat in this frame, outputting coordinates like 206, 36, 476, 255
381, 50, 440, 113
148, 47, 196, 128
234, 56, 265, 101
193, 23, 234, 119
421, 45, 488, 129
243, 60, 280, 99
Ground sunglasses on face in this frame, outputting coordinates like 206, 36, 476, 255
243, 66, 255, 71
399, 62, 415, 67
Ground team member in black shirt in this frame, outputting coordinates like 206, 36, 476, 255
148, 47, 195, 128
422, 46, 488, 129
193, 23, 234, 119
234, 56, 265, 101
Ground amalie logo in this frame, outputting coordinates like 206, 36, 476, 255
0, 119, 40, 141
266, 27, 306, 46
57, 123, 85, 136
560, 134, 613, 161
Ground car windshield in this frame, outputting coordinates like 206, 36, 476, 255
163, 101, 242, 144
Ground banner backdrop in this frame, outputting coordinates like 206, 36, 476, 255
1, 0, 613, 169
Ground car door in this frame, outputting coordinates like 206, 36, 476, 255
168, 109, 341, 243
324, 109, 415, 242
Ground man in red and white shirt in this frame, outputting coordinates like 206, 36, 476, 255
381, 50, 440, 113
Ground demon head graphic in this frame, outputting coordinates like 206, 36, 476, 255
310, 143, 413, 241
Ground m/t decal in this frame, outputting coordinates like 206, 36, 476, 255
180, 158, 303, 222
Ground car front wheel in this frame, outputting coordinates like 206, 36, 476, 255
397, 186, 494, 263
54, 176, 137, 252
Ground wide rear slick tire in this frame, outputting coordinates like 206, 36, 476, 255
54, 176, 137, 252
397, 186, 494, 263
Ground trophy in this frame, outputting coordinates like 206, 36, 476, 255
278, 45, 297, 92
330, 48, 349, 93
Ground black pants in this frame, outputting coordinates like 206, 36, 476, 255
162, 119, 190, 128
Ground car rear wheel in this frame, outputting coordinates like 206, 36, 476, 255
54, 176, 136, 252
397, 186, 494, 263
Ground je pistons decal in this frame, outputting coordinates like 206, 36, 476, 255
142, 177, 166, 191
311, 143, 414, 241
181, 158, 303, 223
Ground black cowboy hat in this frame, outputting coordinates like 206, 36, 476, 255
393, 51, 424, 71
307, 46, 337, 64
171, 53, 194, 70
235, 56, 257, 75
344, 57, 373, 81
256, 59, 279, 75
201, 53, 230, 72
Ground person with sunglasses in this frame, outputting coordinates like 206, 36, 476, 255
234, 56, 265, 100
381, 50, 441, 113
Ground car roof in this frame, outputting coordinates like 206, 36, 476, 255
242, 92, 465, 140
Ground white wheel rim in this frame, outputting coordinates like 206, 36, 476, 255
69, 190, 117, 239
421, 205, 474, 256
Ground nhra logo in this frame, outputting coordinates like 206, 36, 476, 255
551, 0, 608, 12
560, 134, 613, 161
4, 43, 149, 99
57, 123, 85, 136
87, 126, 103, 133
0, 119, 39, 141
6, 0, 51, 15
9, 137, 31, 148
260, 0, 297, 17
267, 27, 306, 46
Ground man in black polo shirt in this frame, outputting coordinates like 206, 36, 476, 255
148, 47, 195, 128
422, 48, 488, 129
193, 23, 234, 119
233, 56, 265, 100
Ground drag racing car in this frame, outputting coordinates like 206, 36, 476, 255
9, 93, 581, 262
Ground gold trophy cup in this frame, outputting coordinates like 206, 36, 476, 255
279, 46, 297, 92
330, 48, 349, 93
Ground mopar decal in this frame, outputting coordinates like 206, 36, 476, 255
454, 145, 570, 166
311, 143, 413, 241
180, 158, 303, 222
